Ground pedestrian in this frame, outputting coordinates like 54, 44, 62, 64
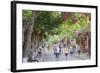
59, 44, 62, 55
37, 47, 42, 57
70, 46, 74, 55
37, 46, 43, 61
53, 45, 60, 61
64, 47, 69, 59
77, 45, 81, 55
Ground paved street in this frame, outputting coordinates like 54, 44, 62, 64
37, 50, 90, 62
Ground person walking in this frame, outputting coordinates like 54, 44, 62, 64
70, 46, 74, 55
77, 44, 81, 55
53, 45, 60, 61
37, 46, 43, 61
64, 47, 69, 59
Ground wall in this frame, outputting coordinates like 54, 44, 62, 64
0, 0, 99, 73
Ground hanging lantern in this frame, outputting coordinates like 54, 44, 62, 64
63, 12, 69, 21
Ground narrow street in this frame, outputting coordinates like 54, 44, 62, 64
35, 49, 90, 62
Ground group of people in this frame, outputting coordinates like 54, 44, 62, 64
53, 43, 80, 60
32, 41, 81, 62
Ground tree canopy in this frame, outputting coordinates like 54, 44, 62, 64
22, 10, 90, 44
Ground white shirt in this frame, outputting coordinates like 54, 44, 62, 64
56, 47, 60, 53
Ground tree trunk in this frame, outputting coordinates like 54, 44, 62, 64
23, 11, 35, 62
